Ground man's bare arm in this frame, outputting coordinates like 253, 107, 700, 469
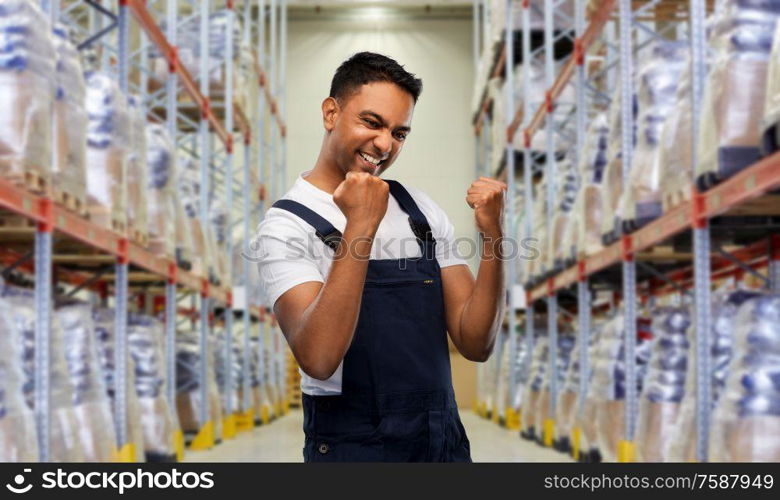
272, 173, 389, 380
442, 177, 507, 361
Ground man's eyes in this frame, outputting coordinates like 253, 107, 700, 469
362, 117, 407, 140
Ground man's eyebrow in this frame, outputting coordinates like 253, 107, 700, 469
359, 110, 411, 132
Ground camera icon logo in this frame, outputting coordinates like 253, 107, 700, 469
6, 469, 33, 494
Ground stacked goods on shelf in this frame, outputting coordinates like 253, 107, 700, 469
635, 305, 691, 462
175, 331, 223, 441
126, 96, 148, 246
146, 124, 178, 260
127, 314, 179, 461
526, 180, 547, 283
668, 286, 760, 461
591, 313, 653, 461
573, 318, 606, 461
92, 307, 146, 462
555, 335, 581, 453
599, 92, 636, 244
57, 303, 117, 462
659, 56, 694, 211
209, 200, 230, 287
215, 331, 242, 415
520, 335, 547, 439
761, 18, 780, 153
0, 0, 55, 193
52, 24, 87, 214
574, 113, 609, 257
177, 159, 215, 280
151, 10, 251, 112
618, 41, 687, 232
550, 157, 579, 270
508, 325, 529, 417
85, 72, 129, 233
0, 288, 38, 461
532, 329, 575, 445
250, 336, 271, 420
3, 286, 85, 461
696, 0, 780, 189
710, 293, 780, 461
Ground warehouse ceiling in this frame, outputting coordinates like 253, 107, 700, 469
288, 0, 474, 20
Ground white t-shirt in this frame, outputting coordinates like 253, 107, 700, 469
254, 172, 467, 395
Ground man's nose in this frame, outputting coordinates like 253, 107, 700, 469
373, 129, 392, 157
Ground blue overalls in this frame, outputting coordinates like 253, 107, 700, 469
272, 180, 472, 462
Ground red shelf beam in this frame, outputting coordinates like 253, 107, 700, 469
527, 150, 780, 302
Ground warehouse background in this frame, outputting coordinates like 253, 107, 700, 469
2, 0, 780, 465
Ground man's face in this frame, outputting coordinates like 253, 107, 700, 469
325, 81, 415, 176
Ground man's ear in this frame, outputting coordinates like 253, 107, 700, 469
322, 97, 339, 132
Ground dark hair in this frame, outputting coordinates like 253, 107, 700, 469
329, 52, 423, 104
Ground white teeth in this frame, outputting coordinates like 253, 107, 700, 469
360, 152, 380, 165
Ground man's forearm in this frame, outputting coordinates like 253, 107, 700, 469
457, 231, 506, 360
291, 225, 374, 379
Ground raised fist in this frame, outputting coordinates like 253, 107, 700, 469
333, 172, 390, 235
466, 176, 507, 236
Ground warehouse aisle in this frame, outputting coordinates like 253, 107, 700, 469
183, 410, 570, 463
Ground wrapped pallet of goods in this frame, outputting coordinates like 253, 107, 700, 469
146, 124, 178, 260
52, 24, 87, 214
209, 200, 230, 287
635, 305, 691, 462
175, 331, 224, 442
0, 288, 38, 461
3, 285, 85, 461
215, 331, 243, 417
710, 293, 780, 462
0, 0, 55, 193
618, 41, 686, 232
668, 286, 760, 462
508, 325, 529, 422
550, 157, 579, 270
572, 319, 606, 462
520, 336, 547, 440
178, 159, 213, 279
57, 303, 118, 462
533, 330, 575, 447
696, 0, 780, 189
85, 72, 129, 233
574, 113, 609, 257
591, 313, 653, 461
127, 314, 179, 461
658, 59, 694, 212
91, 308, 146, 462
126, 95, 148, 247
599, 93, 636, 245
761, 20, 780, 153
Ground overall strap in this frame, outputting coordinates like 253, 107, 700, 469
385, 180, 435, 246
271, 199, 342, 251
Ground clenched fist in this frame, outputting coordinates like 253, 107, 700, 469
333, 172, 390, 236
466, 177, 507, 236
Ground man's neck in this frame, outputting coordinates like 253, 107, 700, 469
303, 156, 345, 194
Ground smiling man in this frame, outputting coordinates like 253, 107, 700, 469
255, 52, 506, 462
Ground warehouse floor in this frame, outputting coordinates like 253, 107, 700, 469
183, 409, 570, 462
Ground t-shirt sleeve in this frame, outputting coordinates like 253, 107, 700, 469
253, 210, 325, 308
407, 187, 468, 269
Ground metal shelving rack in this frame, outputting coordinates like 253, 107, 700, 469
474, 0, 780, 462
0, 0, 288, 461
